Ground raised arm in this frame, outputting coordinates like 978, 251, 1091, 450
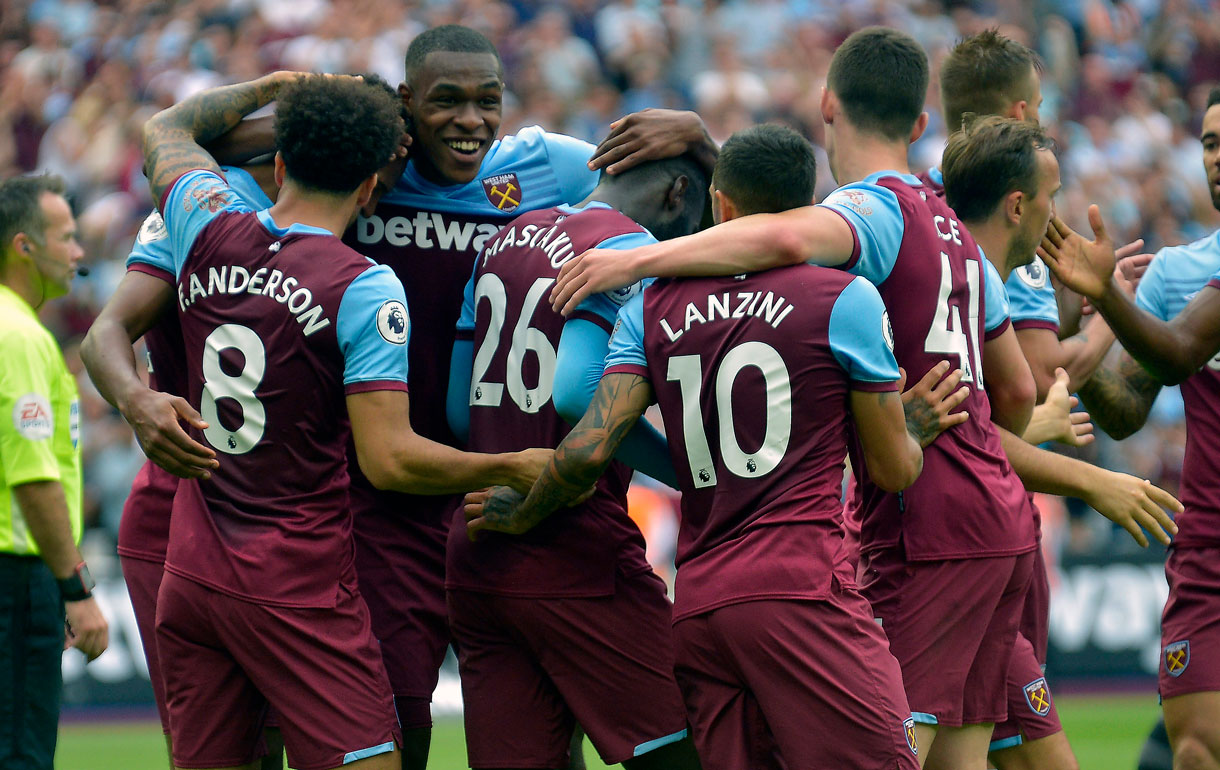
588, 109, 719, 177
551, 206, 855, 315
464, 372, 654, 538
1040, 207, 1220, 384
143, 72, 296, 208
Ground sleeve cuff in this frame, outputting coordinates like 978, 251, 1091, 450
1208, 278, 1220, 292
603, 363, 650, 378
345, 380, 409, 395
127, 263, 175, 284
570, 310, 615, 334
983, 318, 1012, 341
850, 379, 901, 393
1011, 319, 1060, 334
7, 467, 62, 487
822, 206, 862, 270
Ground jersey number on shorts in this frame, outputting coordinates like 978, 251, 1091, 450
470, 274, 557, 414
200, 324, 266, 454
924, 252, 983, 387
666, 341, 792, 489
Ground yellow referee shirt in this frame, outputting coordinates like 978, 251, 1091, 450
0, 284, 81, 555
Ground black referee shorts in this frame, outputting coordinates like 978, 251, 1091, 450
0, 553, 65, 770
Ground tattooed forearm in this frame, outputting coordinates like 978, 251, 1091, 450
1078, 353, 1161, 440
143, 72, 293, 208
512, 373, 654, 530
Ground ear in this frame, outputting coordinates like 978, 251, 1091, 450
667, 174, 690, 211
1007, 100, 1028, 122
355, 173, 378, 209
909, 111, 930, 144
11, 232, 31, 256
398, 81, 413, 113
713, 188, 737, 224
1004, 189, 1024, 227
820, 86, 834, 126
273, 152, 287, 188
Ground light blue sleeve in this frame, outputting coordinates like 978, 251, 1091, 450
1135, 251, 1171, 322
446, 338, 474, 444
220, 165, 273, 210
817, 182, 904, 284
543, 131, 599, 205
335, 264, 411, 388
571, 231, 658, 328
1005, 258, 1060, 329
828, 277, 901, 385
982, 255, 1011, 334
125, 210, 175, 276
456, 262, 478, 335
162, 169, 252, 278
603, 293, 649, 373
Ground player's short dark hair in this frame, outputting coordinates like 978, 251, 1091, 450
0, 173, 67, 257
601, 152, 710, 240
826, 27, 928, 141
1208, 86, 1220, 110
273, 75, 403, 195
940, 29, 1042, 134
405, 25, 502, 85
358, 72, 409, 121
941, 115, 1053, 223
712, 124, 816, 216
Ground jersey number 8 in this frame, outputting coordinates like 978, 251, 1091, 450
200, 324, 267, 455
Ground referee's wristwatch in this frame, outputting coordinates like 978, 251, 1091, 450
58, 561, 95, 602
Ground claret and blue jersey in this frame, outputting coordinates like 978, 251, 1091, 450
603, 265, 899, 619
1135, 233, 1220, 547
129, 168, 412, 608
816, 171, 1034, 562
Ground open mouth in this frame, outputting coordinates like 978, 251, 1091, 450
445, 138, 483, 156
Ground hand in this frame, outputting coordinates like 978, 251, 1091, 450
464, 485, 530, 540
122, 388, 218, 479
505, 447, 553, 494
551, 248, 643, 316
900, 362, 970, 447
64, 597, 109, 662
1084, 471, 1181, 547
1023, 368, 1095, 447
588, 109, 716, 176
1038, 205, 1116, 300
1081, 240, 1150, 315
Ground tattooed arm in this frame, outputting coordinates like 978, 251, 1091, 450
142, 72, 297, 210
465, 372, 654, 538
1077, 351, 1162, 440
851, 387, 924, 492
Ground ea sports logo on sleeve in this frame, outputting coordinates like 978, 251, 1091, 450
376, 300, 409, 345
137, 212, 168, 244
882, 311, 895, 351
13, 393, 53, 440
1016, 259, 1048, 289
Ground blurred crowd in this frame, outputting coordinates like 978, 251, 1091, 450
2, 0, 1212, 560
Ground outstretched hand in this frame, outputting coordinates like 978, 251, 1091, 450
1038, 205, 1116, 300
1023, 368, 1095, 447
900, 361, 970, 448
1081, 239, 1151, 316
1086, 472, 1181, 548
123, 388, 218, 479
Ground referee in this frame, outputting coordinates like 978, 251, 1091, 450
0, 174, 107, 770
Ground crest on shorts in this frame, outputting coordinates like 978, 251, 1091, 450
482, 173, 521, 213
1165, 640, 1190, 677
903, 717, 918, 755
1023, 677, 1051, 716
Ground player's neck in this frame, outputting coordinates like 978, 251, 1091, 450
829, 127, 911, 187
964, 218, 1012, 280
0, 259, 46, 310
269, 185, 359, 236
